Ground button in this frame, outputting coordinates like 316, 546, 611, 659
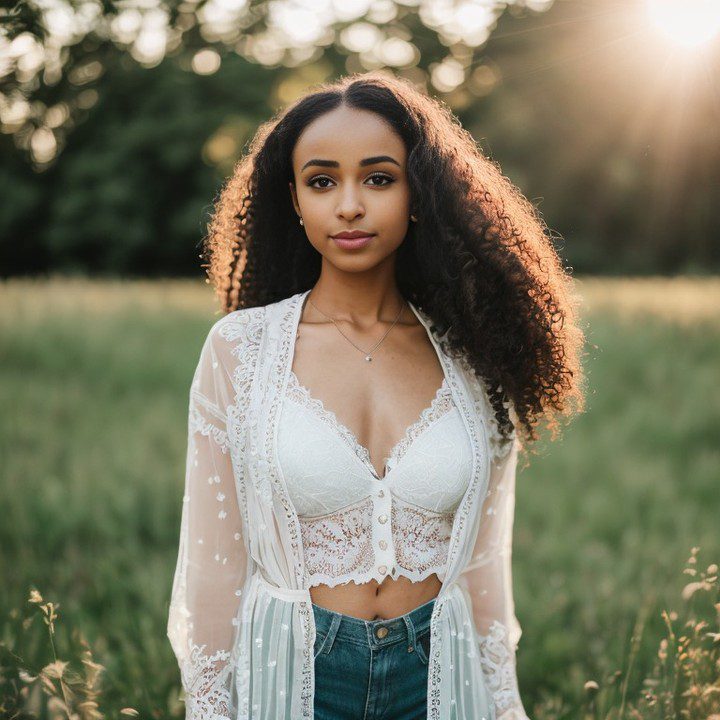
407, 645, 414, 653
378, 565, 387, 574
379, 540, 388, 550
376, 626, 389, 639
378, 490, 385, 498
378, 514, 388, 524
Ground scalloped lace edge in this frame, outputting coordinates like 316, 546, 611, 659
478, 620, 530, 720
180, 642, 234, 720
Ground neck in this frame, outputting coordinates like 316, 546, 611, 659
305, 269, 407, 326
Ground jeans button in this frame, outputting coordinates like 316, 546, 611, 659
376, 626, 388, 639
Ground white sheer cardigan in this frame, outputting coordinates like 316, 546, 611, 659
167, 288, 530, 720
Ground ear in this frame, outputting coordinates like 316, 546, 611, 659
288, 181, 301, 217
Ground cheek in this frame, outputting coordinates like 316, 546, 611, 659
392, 181, 411, 206
376, 186, 411, 223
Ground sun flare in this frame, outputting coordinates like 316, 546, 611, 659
646, 0, 720, 47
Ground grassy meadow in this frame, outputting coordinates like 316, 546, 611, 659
1, 277, 719, 718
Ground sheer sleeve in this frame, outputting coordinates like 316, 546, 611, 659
167, 320, 249, 720
460, 433, 530, 720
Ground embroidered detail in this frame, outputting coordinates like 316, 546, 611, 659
387, 391, 454, 470
221, 307, 265, 518
296, 495, 455, 587
298, 497, 376, 586
392, 497, 453, 581
286, 368, 452, 478
189, 391, 230, 453
478, 620, 527, 719
181, 641, 233, 719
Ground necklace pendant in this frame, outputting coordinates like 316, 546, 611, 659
365, 355, 372, 362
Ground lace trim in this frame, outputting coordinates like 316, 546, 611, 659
192, 389, 228, 423
299, 497, 376, 584
286, 368, 453, 477
387, 391, 454, 469
392, 497, 454, 579
220, 307, 264, 530
478, 620, 528, 719
189, 393, 230, 453
181, 641, 233, 720
297, 495, 454, 587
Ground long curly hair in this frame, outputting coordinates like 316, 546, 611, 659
202, 71, 586, 453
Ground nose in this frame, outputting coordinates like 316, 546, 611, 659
335, 184, 365, 222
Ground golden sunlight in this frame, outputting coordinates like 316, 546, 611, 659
646, 0, 720, 47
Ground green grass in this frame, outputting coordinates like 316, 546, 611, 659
0, 279, 718, 717
514, 313, 720, 715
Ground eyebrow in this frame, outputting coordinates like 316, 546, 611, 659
300, 155, 400, 172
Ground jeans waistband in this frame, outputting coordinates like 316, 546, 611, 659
312, 597, 436, 649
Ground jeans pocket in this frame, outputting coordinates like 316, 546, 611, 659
313, 630, 327, 660
415, 628, 431, 666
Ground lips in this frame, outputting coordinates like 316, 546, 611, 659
331, 232, 376, 251
331, 231, 376, 239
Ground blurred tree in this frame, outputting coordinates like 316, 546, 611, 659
0, 0, 718, 276
1, 54, 278, 275
1, 0, 551, 165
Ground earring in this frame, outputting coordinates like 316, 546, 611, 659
299, 217, 304, 226
410, 214, 417, 222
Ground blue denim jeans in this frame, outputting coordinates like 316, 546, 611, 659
312, 597, 435, 720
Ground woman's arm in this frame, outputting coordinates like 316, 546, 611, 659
167, 322, 249, 719
459, 435, 531, 719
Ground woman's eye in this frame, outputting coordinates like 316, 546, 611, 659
367, 173, 394, 187
307, 173, 394, 189
308, 176, 334, 189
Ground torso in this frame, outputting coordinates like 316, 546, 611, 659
291, 302, 446, 621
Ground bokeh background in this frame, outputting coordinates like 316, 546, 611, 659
1, 0, 719, 717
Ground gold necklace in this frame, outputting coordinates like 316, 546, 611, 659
308, 296, 406, 363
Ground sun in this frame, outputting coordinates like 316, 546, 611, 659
646, 0, 720, 47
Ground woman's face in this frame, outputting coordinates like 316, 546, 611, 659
289, 104, 412, 272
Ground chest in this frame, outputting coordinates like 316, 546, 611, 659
277, 368, 474, 518
290, 320, 448, 476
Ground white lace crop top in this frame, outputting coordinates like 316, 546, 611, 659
277, 369, 474, 587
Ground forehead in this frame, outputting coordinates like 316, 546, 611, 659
292, 105, 406, 167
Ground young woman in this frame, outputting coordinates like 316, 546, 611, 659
167, 72, 585, 720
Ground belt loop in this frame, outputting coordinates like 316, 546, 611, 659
402, 614, 418, 654
318, 612, 342, 655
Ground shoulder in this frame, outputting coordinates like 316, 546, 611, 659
205, 291, 301, 347
204, 305, 268, 348
201, 291, 300, 362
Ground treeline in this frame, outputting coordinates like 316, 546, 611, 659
1, 0, 718, 277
